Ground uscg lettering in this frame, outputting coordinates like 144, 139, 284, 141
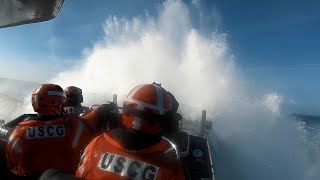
98, 152, 159, 180
25, 125, 65, 139
63, 106, 81, 114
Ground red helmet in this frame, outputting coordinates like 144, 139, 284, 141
64, 86, 83, 106
31, 84, 66, 115
122, 83, 174, 135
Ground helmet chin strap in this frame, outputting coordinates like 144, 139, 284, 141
108, 128, 163, 151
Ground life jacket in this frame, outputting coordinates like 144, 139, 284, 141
76, 128, 188, 180
6, 115, 95, 177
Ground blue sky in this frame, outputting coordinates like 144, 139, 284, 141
0, 0, 161, 60
213, 0, 320, 113
0, 0, 319, 113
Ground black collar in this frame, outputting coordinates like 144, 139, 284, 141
107, 127, 162, 151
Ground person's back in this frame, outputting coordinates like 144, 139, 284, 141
76, 83, 188, 180
5, 84, 93, 178
7, 116, 77, 177
76, 130, 187, 180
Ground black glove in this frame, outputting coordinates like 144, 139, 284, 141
96, 103, 121, 131
100, 102, 117, 112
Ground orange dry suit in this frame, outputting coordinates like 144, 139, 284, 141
76, 128, 188, 180
6, 115, 95, 177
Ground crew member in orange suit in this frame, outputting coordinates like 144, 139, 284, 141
63, 86, 89, 118
6, 84, 94, 179
76, 83, 189, 180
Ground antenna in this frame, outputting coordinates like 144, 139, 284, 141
113, 94, 118, 106
200, 110, 206, 137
